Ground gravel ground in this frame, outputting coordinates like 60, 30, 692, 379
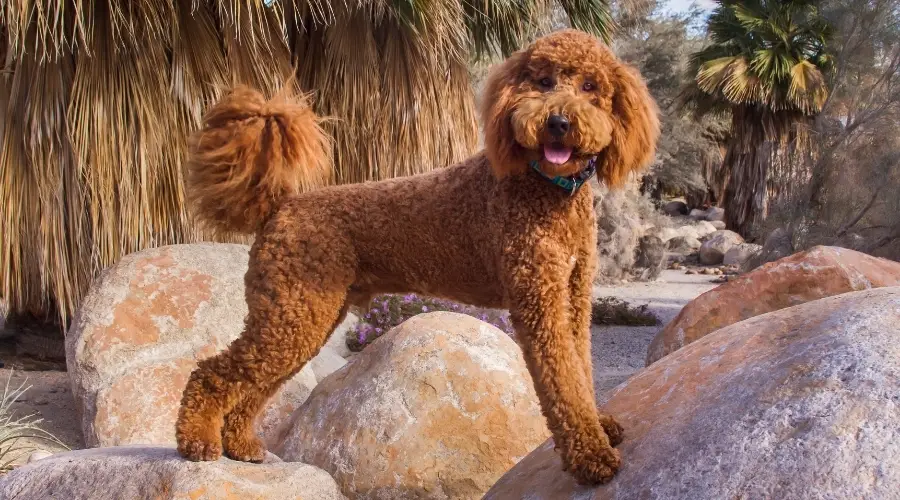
591, 270, 719, 402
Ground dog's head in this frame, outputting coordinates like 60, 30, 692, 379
481, 30, 659, 187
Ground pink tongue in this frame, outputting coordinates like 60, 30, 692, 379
543, 144, 573, 164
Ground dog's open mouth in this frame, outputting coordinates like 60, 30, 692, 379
543, 142, 573, 165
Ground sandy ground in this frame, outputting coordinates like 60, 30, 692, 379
1, 368, 81, 466
591, 270, 719, 402
1, 269, 717, 465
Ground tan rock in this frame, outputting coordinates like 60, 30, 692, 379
688, 208, 707, 220
705, 206, 725, 221
666, 235, 701, 253
66, 244, 318, 449
307, 346, 348, 383
675, 225, 701, 241
484, 287, 900, 499
0, 445, 345, 499
326, 312, 359, 359
723, 243, 762, 266
662, 200, 688, 216
656, 226, 681, 243
647, 245, 900, 365
693, 220, 717, 238
698, 230, 744, 265
275, 312, 550, 500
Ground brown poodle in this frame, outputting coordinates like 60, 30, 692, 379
176, 29, 658, 485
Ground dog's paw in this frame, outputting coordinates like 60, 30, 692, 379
222, 431, 267, 463
561, 437, 621, 485
177, 437, 223, 462
598, 414, 625, 447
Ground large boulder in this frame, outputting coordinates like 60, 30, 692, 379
66, 244, 319, 450
484, 287, 900, 499
647, 246, 900, 365
0, 445, 346, 499
275, 312, 549, 499
698, 230, 744, 265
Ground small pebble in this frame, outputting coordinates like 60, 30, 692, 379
27, 450, 52, 463
33, 397, 49, 406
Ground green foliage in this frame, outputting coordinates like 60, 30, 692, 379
347, 294, 513, 351
681, 0, 834, 237
617, 10, 727, 201
685, 0, 832, 114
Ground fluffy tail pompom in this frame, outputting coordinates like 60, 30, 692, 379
187, 85, 332, 234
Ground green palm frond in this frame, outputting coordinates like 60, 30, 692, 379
696, 56, 740, 94
557, 0, 613, 42
680, 0, 834, 237
0, 0, 614, 325
683, 0, 832, 116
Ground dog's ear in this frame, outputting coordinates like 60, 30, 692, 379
480, 50, 528, 178
598, 63, 660, 188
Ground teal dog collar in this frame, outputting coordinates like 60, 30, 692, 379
529, 157, 598, 195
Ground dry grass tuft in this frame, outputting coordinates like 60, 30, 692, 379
590, 297, 658, 326
0, 374, 66, 472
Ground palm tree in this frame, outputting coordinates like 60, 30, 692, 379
0, 1, 612, 326
682, 0, 832, 238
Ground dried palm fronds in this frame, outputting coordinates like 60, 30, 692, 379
0, 0, 611, 326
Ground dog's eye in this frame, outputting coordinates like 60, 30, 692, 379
582, 81, 596, 92
538, 77, 555, 89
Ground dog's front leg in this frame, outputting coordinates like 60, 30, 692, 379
503, 239, 621, 485
570, 240, 624, 447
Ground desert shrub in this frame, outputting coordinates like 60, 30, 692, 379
348, 294, 513, 351
616, 10, 727, 206
750, 0, 900, 262
591, 297, 659, 326
0, 374, 65, 472
593, 182, 672, 283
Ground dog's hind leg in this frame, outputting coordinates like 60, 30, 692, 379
220, 302, 351, 462
176, 229, 355, 463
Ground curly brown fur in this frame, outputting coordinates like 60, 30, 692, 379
186, 85, 332, 234
176, 29, 658, 485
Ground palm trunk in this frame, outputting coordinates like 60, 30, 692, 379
723, 108, 770, 240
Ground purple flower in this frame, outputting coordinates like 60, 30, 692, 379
375, 327, 383, 334
421, 306, 429, 313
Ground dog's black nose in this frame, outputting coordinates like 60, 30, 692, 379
546, 114, 570, 138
